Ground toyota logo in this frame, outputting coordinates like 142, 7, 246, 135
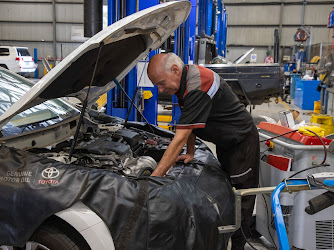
42, 167, 60, 179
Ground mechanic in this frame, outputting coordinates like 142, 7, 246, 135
147, 53, 260, 250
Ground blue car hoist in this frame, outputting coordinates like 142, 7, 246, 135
106, 0, 227, 125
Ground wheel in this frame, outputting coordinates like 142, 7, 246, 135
27, 217, 91, 250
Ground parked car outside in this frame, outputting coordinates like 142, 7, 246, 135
0, 46, 37, 77
0, 2, 235, 250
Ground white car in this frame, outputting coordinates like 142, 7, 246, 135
0, 2, 235, 250
0, 46, 37, 77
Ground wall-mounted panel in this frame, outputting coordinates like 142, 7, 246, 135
0, 23, 53, 41
56, 3, 83, 23
9, 0, 51, 2
226, 5, 281, 25
311, 27, 332, 44
56, 23, 76, 42
0, 3, 52, 22
304, 4, 332, 25
227, 27, 277, 46
282, 5, 303, 25
224, 0, 276, 4
57, 0, 83, 3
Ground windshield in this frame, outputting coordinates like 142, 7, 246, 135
16, 48, 30, 56
0, 69, 79, 137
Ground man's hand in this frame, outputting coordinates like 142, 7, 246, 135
176, 153, 194, 164
150, 128, 193, 177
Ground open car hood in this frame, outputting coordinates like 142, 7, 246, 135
0, 1, 191, 129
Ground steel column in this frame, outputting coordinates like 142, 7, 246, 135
34, 48, 38, 78
107, 0, 140, 121
171, 0, 192, 126
205, 0, 213, 36
189, 0, 197, 63
198, 0, 215, 36
222, 6, 227, 57
216, 1, 226, 57
52, 0, 57, 67
279, 0, 284, 62
123, 0, 137, 121
138, 0, 159, 125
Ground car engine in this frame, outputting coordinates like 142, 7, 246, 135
28, 110, 172, 177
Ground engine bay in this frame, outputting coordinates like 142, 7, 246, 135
28, 111, 172, 177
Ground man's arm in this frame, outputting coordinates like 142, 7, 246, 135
151, 128, 193, 177
176, 132, 196, 163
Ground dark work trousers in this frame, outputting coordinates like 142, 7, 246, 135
216, 125, 260, 250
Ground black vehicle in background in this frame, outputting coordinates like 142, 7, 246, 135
205, 63, 283, 106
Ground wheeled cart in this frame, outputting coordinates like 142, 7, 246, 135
256, 122, 334, 249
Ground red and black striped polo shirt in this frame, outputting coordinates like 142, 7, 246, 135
175, 65, 254, 148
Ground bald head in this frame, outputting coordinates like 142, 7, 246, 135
147, 54, 167, 80
147, 53, 184, 95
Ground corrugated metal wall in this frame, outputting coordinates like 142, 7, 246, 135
0, 0, 332, 75
0, 0, 84, 77
224, 0, 333, 62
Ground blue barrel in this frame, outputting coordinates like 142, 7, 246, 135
295, 79, 321, 110
290, 73, 300, 99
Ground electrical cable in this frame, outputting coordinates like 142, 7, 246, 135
304, 128, 327, 165
240, 226, 258, 250
261, 194, 279, 250
260, 148, 270, 161
260, 128, 327, 165
258, 158, 278, 249
259, 129, 298, 143
258, 167, 278, 249
287, 164, 329, 179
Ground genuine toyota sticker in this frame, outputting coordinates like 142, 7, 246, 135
37, 167, 60, 185
42, 167, 60, 179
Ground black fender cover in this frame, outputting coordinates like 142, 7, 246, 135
0, 145, 234, 249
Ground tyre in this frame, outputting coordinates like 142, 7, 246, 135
27, 217, 91, 250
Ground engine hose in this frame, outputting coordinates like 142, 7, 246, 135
305, 191, 334, 215
137, 167, 154, 177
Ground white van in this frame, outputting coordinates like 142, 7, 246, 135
0, 46, 37, 77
